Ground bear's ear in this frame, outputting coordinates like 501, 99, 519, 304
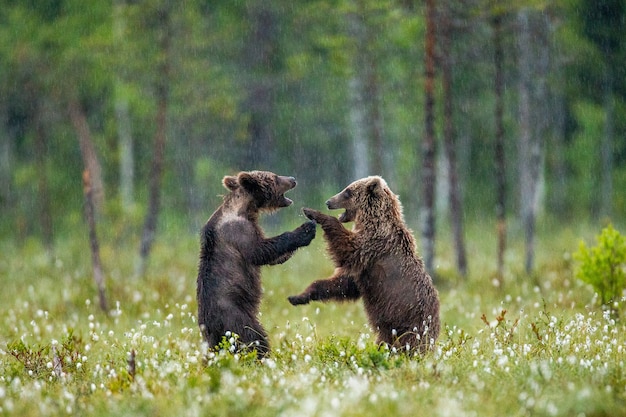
222, 176, 239, 191
237, 172, 258, 193
367, 177, 384, 196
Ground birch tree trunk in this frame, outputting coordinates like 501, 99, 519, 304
114, 0, 134, 210
517, 9, 548, 274
421, 0, 437, 275
116, 95, 134, 209
492, 13, 506, 283
347, 2, 386, 180
347, 4, 369, 180
363, 48, 385, 177
349, 75, 370, 179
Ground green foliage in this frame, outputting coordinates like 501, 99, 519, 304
1, 0, 626, 240
574, 224, 626, 307
7, 331, 86, 380
315, 336, 405, 370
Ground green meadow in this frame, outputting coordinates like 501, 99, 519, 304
1, 219, 625, 417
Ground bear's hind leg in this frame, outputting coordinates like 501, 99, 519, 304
288, 271, 360, 305
223, 313, 269, 357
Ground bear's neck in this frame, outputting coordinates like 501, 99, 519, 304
355, 206, 404, 235
223, 193, 258, 222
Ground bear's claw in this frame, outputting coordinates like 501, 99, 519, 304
303, 207, 321, 221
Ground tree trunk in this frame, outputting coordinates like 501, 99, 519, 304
365, 58, 382, 176
441, 2, 467, 277
349, 75, 370, 179
116, 95, 135, 210
83, 170, 108, 313
348, 6, 371, 180
114, 0, 134, 210
421, 0, 437, 275
138, 4, 171, 276
517, 10, 548, 274
492, 13, 506, 283
68, 98, 105, 213
364, 48, 385, 177
348, 0, 387, 181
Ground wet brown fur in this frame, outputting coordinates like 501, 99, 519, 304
289, 176, 440, 353
197, 171, 316, 357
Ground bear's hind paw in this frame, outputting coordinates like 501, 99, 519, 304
287, 294, 310, 306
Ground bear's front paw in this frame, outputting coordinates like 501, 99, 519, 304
298, 220, 316, 245
288, 294, 310, 306
303, 208, 322, 222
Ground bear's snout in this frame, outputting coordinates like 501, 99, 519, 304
280, 176, 296, 190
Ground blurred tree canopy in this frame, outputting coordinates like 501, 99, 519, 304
1, 0, 625, 255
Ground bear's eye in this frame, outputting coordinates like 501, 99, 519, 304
343, 189, 352, 199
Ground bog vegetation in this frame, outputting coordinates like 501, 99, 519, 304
1, 221, 625, 417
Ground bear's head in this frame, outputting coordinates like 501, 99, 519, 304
326, 176, 402, 224
222, 170, 297, 210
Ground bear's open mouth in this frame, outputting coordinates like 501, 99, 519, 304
277, 177, 297, 207
279, 195, 293, 207
338, 209, 355, 223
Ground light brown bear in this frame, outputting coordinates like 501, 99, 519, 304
288, 176, 440, 353
197, 171, 316, 357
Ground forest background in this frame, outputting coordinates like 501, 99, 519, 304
1, 0, 625, 279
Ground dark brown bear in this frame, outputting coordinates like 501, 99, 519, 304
197, 171, 316, 357
288, 176, 440, 353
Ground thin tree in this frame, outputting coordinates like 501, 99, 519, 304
492, 12, 506, 283
348, 8, 370, 179
421, 0, 437, 275
113, 0, 135, 211
360, 1, 385, 177
440, 0, 467, 277
517, 9, 549, 274
138, 2, 172, 276
82, 170, 108, 312
348, 0, 386, 179
67, 94, 108, 311
68, 98, 105, 213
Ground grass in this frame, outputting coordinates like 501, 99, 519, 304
0, 219, 625, 416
